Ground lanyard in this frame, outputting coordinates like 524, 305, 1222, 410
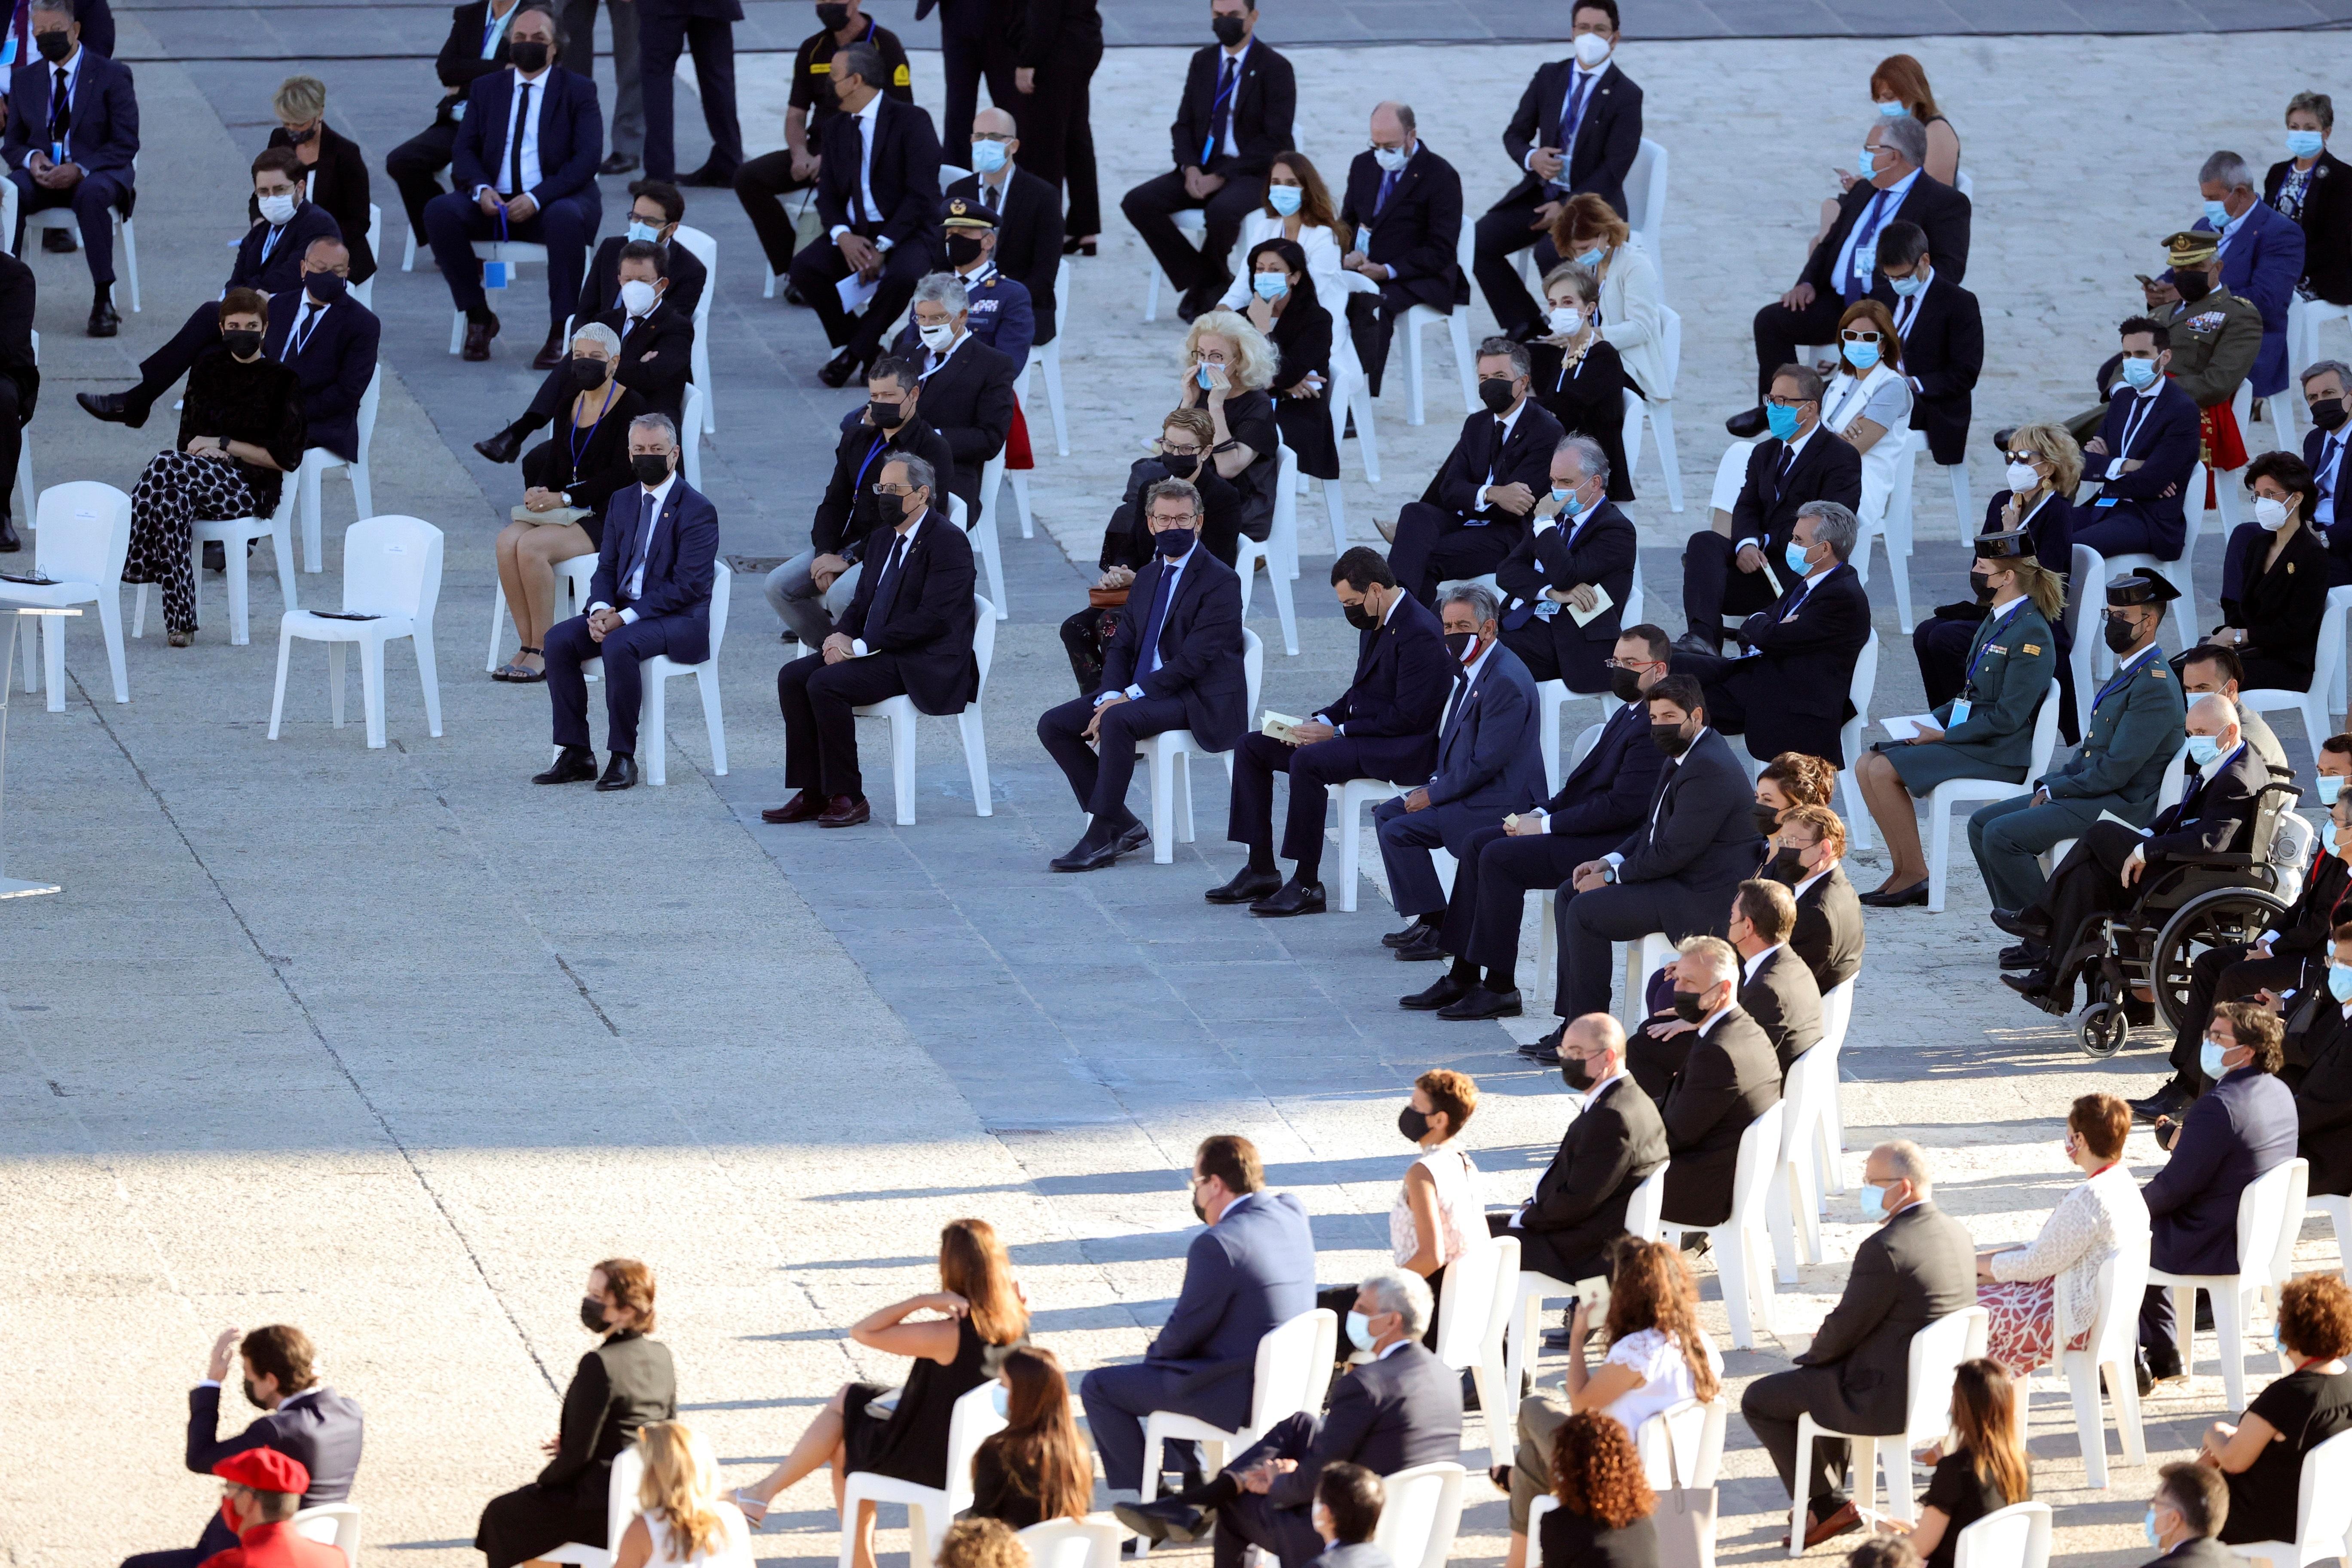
852, 434, 891, 495
2090, 648, 2147, 715
1199, 52, 1241, 167
567, 381, 618, 476
481, 1, 515, 59
1963, 600, 2027, 689
258, 218, 291, 268
2114, 388, 2158, 463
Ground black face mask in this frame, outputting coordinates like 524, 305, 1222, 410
2102, 614, 2141, 656
631, 453, 671, 485
566, 355, 607, 392
876, 491, 910, 525
869, 399, 907, 429
1397, 1105, 1431, 1142
1608, 667, 1645, 703
32, 29, 69, 61
1153, 526, 1196, 558
242, 1376, 268, 1408
1211, 13, 1246, 45
1749, 803, 1781, 836
1444, 630, 1478, 663
303, 270, 348, 305
1190, 1191, 1209, 1222
816, 1, 851, 29
1670, 987, 1709, 1025
1969, 568, 1994, 604
1769, 846, 1807, 882
508, 39, 550, 73
1159, 453, 1201, 479
2173, 270, 2212, 303
2313, 396, 2349, 433
1477, 377, 1517, 415
580, 1295, 608, 1332
945, 233, 986, 267
284, 124, 318, 145
1344, 597, 1381, 631
1560, 1053, 1595, 1091
222, 329, 263, 358
1651, 721, 1691, 757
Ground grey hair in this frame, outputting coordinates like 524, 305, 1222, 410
1556, 433, 1611, 486
2200, 149, 2256, 193
1439, 580, 1501, 628
629, 411, 677, 447
570, 321, 624, 359
1674, 934, 1739, 989
913, 271, 970, 316
1876, 1139, 1933, 1197
1796, 501, 1860, 564
883, 451, 937, 496
1476, 335, 1531, 382
2290, 91, 2335, 132
1143, 477, 1203, 520
1356, 1268, 1433, 1338
831, 41, 885, 89
1375, 101, 1417, 136
26, 0, 70, 15
274, 75, 327, 122
1876, 114, 1927, 168
2304, 358, 2352, 390
1540, 260, 1602, 306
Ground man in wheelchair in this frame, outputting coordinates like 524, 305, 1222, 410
1994, 692, 2271, 1015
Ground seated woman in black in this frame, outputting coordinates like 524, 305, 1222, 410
1240, 237, 1339, 497
2211, 450, 2329, 695
490, 322, 648, 683
119, 288, 306, 648
1892, 1359, 2030, 1568
966, 1346, 1091, 1529
1179, 312, 1281, 548
2204, 1273, 2352, 1544
1916, 421, 2081, 724
1526, 263, 1632, 505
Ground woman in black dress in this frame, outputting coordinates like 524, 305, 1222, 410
1537, 1411, 1657, 1568
965, 1347, 1091, 1529
263, 75, 376, 284
2206, 1274, 2352, 1544
1240, 238, 1339, 491
1526, 263, 1632, 505
119, 289, 305, 646
1179, 311, 1281, 549
491, 322, 648, 682
1886, 1360, 2030, 1568
2209, 451, 2329, 694
734, 1219, 1029, 1568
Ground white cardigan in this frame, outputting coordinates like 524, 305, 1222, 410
1989, 1163, 2150, 1341
1595, 239, 1669, 403
1820, 361, 1913, 527
1216, 213, 1348, 312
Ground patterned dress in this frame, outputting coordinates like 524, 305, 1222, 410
1979, 1162, 2149, 1375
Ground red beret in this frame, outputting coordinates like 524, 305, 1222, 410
212, 1449, 309, 1495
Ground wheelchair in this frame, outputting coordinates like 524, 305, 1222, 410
2052, 783, 2316, 1058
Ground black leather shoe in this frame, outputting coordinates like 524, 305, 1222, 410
1393, 934, 1448, 962
1112, 1499, 1206, 1547
462, 311, 501, 361
818, 347, 867, 387
1672, 631, 1720, 658
0, 515, 18, 552
475, 426, 525, 465
1400, 975, 1471, 1011
2000, 971, 2062, 1011
2130, 1084, 2193, 1124
1205, 867, 1283, 904
77, 389, 147, 428
1437, 986, 1523, 1020
531, 324, 568, 371
1382, 916, 1441, 949
1858, 879, 1929, 907
1249, 878, 1326, 917
2134, 1351, 2155, 1398
1519, 1022, 1566, 1060
41, 227, 74, 253
1990, 907, 2050, 940
1724, 406, 1767, 439
680, 161, 738, 188
595, 753, 639, 791
1998, 941, 2048, 970
1114, 820, 1151, 856
1051, 821, 1125, 873
598, 152, 641, 176
87, 294, 119, 337
818, 793, 872, 827
202, 541, 226, 573
533, 745, 598, 784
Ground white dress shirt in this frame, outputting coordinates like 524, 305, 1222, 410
590, 471, 676, 622
1832, 167, 1919, 297
828, 92, 887, 235
478, 63, 551, 198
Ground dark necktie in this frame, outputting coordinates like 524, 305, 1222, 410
1375, 167, 1398, 215
982, 179, 998, 212
2322, 436, 2341, 509
1209, 56, 1237, 160
1846, 190, 1892, 301
620, 489, 655, 599
1556, 71, 1591, 168
870, 529, 910, 627
1771, 441, 1796, 505
507, 80, 532, 195
1136, 560, 1178, 676
47, 64, 66, 146
282, 303, 319, 361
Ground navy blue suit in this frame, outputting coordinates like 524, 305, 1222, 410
2304, 423, 2352, 586
427, 65, 603, 322
545, 476, 717, 758
2194, 200, 2306, 399
123, 1383, 365, 1568
1079, 1189, 1317, 1491
3, 44, 135, 285
1037, 545, 1246, 821
2138, 1063, 2297, 1366
122, 202, 348, 416
263, 288, 380, 464
1376, 643, 1545, 919
2072, 382, 2202, 559
1227, 591, 1452, 878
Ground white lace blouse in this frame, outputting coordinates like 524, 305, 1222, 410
1988, 1162, 2149, 1337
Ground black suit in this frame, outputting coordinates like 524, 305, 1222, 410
1742, 1201, 1975, 1511
2268, 150, 2352, 306
636, 0, 742, 182
1389, 398, 1565, 603
1011, 0, 1104, 239
385, 1, 517, 239
1121, 39, 1295, 314
945, 168, 1064, 345
1680, 427, 1863, 642
262, 289, 380, 465
790, 95, 944, 366
125, 202, 346, 416
1750, 172, 1972, 398
1878, 270, 1981, 466
1336, 143, 1465, 397
1489, 1075, 1668, 1281
4, 45, 136, 289
527, 301, 692, 426
1674, 562, 1873, 765
578, 233, 706, 324
1790, 864, 1865, 993
1038, 545, 1246, 821
0, 250, 34, 524
1473, 59, 1643, 335
1650, 1006, 1782, 1229
478, 1332, 675, 1567
1631, 941, 1824, 1099
811, 416, 955, 564
882, 328, 1015, 518
778, 510, 980, 800
1495, 499, 1635, 693
2303, 424, 2352, 586
122, 1382, 367, 1568
260, 124, 376, 284
2300, 1001, 2352, 1193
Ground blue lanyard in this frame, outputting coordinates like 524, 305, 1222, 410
1963, 600, 2027, 689
1200, 54, 1240, 166
852, 434, 890, 494
258, 218, 290, 267
567, 382, 618, 477
2091, 649, 2146, 715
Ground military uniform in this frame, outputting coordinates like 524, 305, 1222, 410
933, 198, 1034, 374
1969, 570, 2189, 910
2159, 284, 2263, 410
1882, 532, 2059, 795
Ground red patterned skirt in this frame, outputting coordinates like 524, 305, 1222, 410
1978, 1277, 2090, 1376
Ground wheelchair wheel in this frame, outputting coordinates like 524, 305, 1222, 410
2079, 1001, 2129, 1058
2147, 886, 2290, 1033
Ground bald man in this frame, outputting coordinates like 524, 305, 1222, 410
1334, 101, 1465, 398
945, 105, 1065, 346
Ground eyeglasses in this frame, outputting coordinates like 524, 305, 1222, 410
1603, 657, 1659, 672
1159, 441, 1204, 457
1764, 394, 1811, 409
872, 484, 914, 497
971, 132, 1015, 144
1839, 328, 1882, 343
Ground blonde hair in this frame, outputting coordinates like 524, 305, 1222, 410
2006, 422, 2083, 500
635, 1423, 729, 1561
1183, 312, 1278, 392
274, 75, 327, 122
1994, 553, 2067, 626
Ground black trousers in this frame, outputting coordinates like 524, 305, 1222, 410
788, 223, 933, 362
1472, 198, 1562, 337
11, 168, 127, 285
1122, 166, 1265, 312
1485, 1209, 1607, 1288
478, 1478, 606, 1568
0, 377, 24, 524
1751, 291, 1848, 399
936, 0, 1020, 152
1741, 1366, 1863, 1512
1013, 36, 1102, 239
1207, 1413, 1337, 1568
1227, 731, 1383, 870
1036, 692, 1188, 818
1439, 823, 1619, 976
545, 612, 699, 756
2168, 948, 2305, 1087
779, 648, 912, 799
1346, 282, 1424, 398
123, 301, 230, 411
2024, 821, 2156, 1000
1561, 877, 1722, 1019
1679, 533, 1779, 641
1501, 617, 1608, 693
1669, 648, 1754, 739
732, 150, 816, 275
1914, 614, 1977, 710
639, 9, 741, 180
386, 119, 460, 241
1387, 502, 1518, 604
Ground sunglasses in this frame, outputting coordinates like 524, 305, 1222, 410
1839, 328, 1883, 343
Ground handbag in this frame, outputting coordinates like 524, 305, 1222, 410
1088, 586, 1130, 609
1650, 1416, 1717, 1568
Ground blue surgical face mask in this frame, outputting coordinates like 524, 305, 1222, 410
1785, 541, 1815, 578
1344, 1311, 1375, 1351
2320, 775, 2345, 806
2186, 734, 2223, 767
2203, 198, 2232, 227
989, 1383, 1010, 1419
1267, 184, 1302, 216
1843, 340, 1880, 371
1765, 403, 1802, 441
1859, 147, 1879, 175
2289, 129, 2327, 160
2119, 357, 2159, 391
1859, 1182, 1887, 1221
1196, 364, 1217, 390
1253, 271, 1287, 301
970, 139, 1008, 175
2331, 962, 2352, 1003
1888, 272, 1924, 299
1553, 484, 1584, 518
2201, 1038, 2231, 1081
1575, 246, 1606, 268
2144, 1510, 2162, 1550
626, 220, 661, 245
1877, 99, 1907, 117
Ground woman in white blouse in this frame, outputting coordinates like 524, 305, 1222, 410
1319, 1069, 1482, 1360
1819, 297, 1914, 532
1978, 1091, 2150, 1377
1215, 150, 1348, 313
1551, 193, 1668, 410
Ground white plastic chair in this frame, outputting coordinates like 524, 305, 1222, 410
840, 1383, 1004, 1568
2234, 377, 2298, 467
2097, 462, 2206, 658
2068, 542, 2106, 708
543, 1446, 642, 1568
295, 367, 381, 574
2315, 583, 2352, 729
1661, 1101, 1783, 1349
2240, 678, 2333, 769
1953, 1501, 2052, 1568
1134, 629, 1263, 863
671, 224, 717, 432
1400, 225, 1477, 428
1137, 1310, 1340, 1507
1925, 680, 2061, 912
971, 458, 1011, 619
1501, 1163, 1667, 1405
1815, 977, 1854, 1196
1786, 1306, 1987, 1555
1020, 255, 1072, 459
1016, 1517, 1122, 1568
1617, 303, 1684, 511
1424, 1230, 1518, 1469
677, 383, 706, 492
134, 487, 300, 647
2292, 294, 2352, 387
852, 591, 995, 824
1837, 631, 1881, 850
289, 1505, 362, 1568
268, 515, 443, 748
1635, 1395, 1727, 1495
1370, 1462, 1465, 1568
485, 553, 597, 671
1769, 1040, 1840, 1280
350, 204, 380, 312
1333, 271, 1384, 484
1236, 445, 1299, 655
2044, 1238, 2150, 1491
1852, 429, 1920, 630
2225, 1426, 2352, 1567
1334, 775, 1408, 913
573, 560, 731, 786
1, 480, 130, 709
1139, 208, 1207, 323
2148, 1155, 2308, 1412
23, 155, 137, 311
1624, 138, 1668, 274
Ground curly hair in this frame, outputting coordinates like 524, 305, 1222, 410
1182, 312, 1278, 392
2279, 1275, 2352, 1361
1759, 753, 1838, 808
1603, 1240, 1719, 1403
1415, 1069, 1477, 1137
2212, 1001, 2286, 1075
1778, 802, 1848, 860
1551, 1412, 1654, 1529
937, 1519, 1027, 1568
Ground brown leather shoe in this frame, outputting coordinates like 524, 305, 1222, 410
817, 793, 871, 828
1796, 1501, 1862, 1550
761, 790, 822, 824
462, 312, 500, 362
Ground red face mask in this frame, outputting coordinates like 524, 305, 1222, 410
220, 1498, 244, 1536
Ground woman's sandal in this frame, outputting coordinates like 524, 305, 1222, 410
508, 648, 547, 683
730, 1489, 770, 1528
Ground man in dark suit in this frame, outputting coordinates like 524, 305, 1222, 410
946, 106, 1064, 349
1874, 219, 1981, 496
636, 0, 741, 187
1673, 500, 1873, 766
1374, 583, 1546, 981
385, 0, 520, 244
1728, 113, 1969, 438
1212, 547, 1452, 919
2298, 361, 2352, 582
883, 266, 1016, 519
787, 41, 943, 388
919, 195, 1035, 372
424, 6, 605, 367
535, 413, 714, 792
1009, 0, 1103, 250
0, 0, 111, 59
577, 181, 705, 322
1634, 880, 1821, 1090
260, 240, 378, 470
1644, 936, 1783, 1231
1740, 1139, 1975, 1548
1495, 434, 1635, 695
1407, 625, 1671, 1035
1471, 2, 1643, 338
1336, 102, 1464, 399
119, 1325, 365, 1568
1117, 1270, 1461, 1567
2073, 316, 2202, 558
1680, 366, 1863, 655
2138, 1464, 2237, 1568
1488, 1013, 1669, 1283
478, 241, 690, 462
2137, 1001, 2297, 1384
2194, 150, 2304, 404
1037, 476, 1245, 871
920, 0, 1014, 152
2295, 924, 2352, 1197
2000, 695, 2267, 1015
3, 0, 135, 334
1774, 803, 1866, 995
1384, 340, 1565, 604
1555, 677, 1761, 1031
1081, 1133, 1317, 1497
1121, 0, 1294, 323
0, 245, 34, 551
769, 452, 978, 828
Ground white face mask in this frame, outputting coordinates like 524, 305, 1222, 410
2255, 494, 2292, 532
1571, 31, 1612, 67
1547, 305, 1582, 335
919, 322, 956, 352
1371, 144, 1410, 174
2005, 460, 2039, 493
619, 279, 658, 318
257, 193, 297, 227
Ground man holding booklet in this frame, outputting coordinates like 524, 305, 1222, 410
1493, 434, 1637, 698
